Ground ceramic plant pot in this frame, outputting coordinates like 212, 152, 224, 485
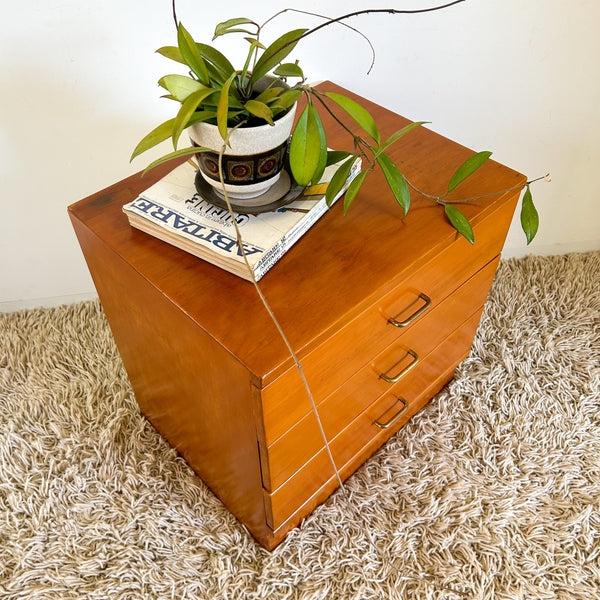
188, 102, 297, 203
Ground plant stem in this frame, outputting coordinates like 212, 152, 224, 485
404, 173, 549, 205
259, 1, 466, 66
310, 89, 377, 168
171, 0, 178, 29
215, 136, 347, 497
297, 1, 466, 42
260, 8, 376, 73
310, 90, 359, 142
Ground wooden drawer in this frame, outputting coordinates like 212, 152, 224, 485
261, 256, 498, 491
264, 309, 483, 529
260, 210, 510, 447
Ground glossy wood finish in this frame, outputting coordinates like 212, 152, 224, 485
69, 221, 270, 544
68, 82, 524, 550
69, 82, 524, 388
259, 210, 513, 447
266, 309, 485, 531
262, 257, 499, 492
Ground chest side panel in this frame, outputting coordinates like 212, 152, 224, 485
70, 215, 269, 544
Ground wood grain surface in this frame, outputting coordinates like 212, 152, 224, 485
69, 81, 525, 385
68, 81, 524, 549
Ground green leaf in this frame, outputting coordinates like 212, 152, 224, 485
326, 150, 351, 166
376, 153, 410, 217
131, 112, 218, 161
253, 87, 284, 104
213, 17, 255, 40
200, 91, 243, 109
132, 119, 178, 160
172, 87, 216, 148
309, 106, 328, 185
244, 37, 266, 50
447, 151, 493, 193
273, 62, 304, 78
158, 74, 204, 102
194, 90, 219, 106
289, 103, 321, 186
141, 145, 213, 176
250, 28, 308, 85
177, 23, 209, 85
218, 28, 256, 38
240, 39, 263, 87
197, 43, 235, 83
159, 39, 234, 84
198, 45, 235, 73
325, 92, 380, 144
343, 171, 368, 214
217, 72, 237, 141
444, 205, 475, 244
227, 95, 244, 109
379, 121, 428, 154
325, 156, 358, 207
520, 185, 539, 245
188, 110, 219, 124
156, 46, 185, 64
270, 88, 302, 110
244, 100, 273, 124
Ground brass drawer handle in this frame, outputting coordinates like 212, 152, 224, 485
379, 349, 419, 383
388, 293, 432, 327
374, 397, 409, 429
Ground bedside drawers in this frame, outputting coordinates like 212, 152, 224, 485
260, 256, 499, 494
265, 309, 485, 530
259, 209, 508, 447
69, 82, 525, 550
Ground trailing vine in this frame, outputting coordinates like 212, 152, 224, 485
133, 1, 547, 245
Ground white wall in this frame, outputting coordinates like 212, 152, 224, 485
1, 0, 598, 311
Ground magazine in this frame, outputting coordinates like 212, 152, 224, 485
123, 159, 360, 281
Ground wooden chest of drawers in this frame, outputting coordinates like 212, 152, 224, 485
69, 82, 524, 550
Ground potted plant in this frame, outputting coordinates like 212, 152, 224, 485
131, 3, 542, 244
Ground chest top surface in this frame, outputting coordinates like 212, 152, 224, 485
69, 82, 524, 383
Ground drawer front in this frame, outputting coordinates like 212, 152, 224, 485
265, 310, 483, 529
261, 257, 498, 491
261, 211, 510, 446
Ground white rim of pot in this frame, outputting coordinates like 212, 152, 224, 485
188, 103, 297, 156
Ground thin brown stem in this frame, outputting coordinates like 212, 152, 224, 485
215, 138, 347, 497
171, 0, 178, 30
310, 90, 360, 142
404, 173, 549, 205
260, 8, 376, 73
258, 1, 466, 67
404, 178, 443, 201
297, 1, 466, 43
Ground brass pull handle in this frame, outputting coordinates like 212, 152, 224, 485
379, 349, 419, 383
374, 397, 409, 429
388, 293, 432, 327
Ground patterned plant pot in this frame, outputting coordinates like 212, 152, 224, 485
188, 102, 297, 203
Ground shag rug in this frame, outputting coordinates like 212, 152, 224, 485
1, 252, 599, 600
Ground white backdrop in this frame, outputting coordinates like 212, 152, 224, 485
1, 0, 599, 310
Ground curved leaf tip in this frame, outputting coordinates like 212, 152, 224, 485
520, 185, 539, 245
447, 151, 492, 193
444, 204, 475, 244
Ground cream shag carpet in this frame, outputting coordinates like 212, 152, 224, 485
1, 253, 599, 599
